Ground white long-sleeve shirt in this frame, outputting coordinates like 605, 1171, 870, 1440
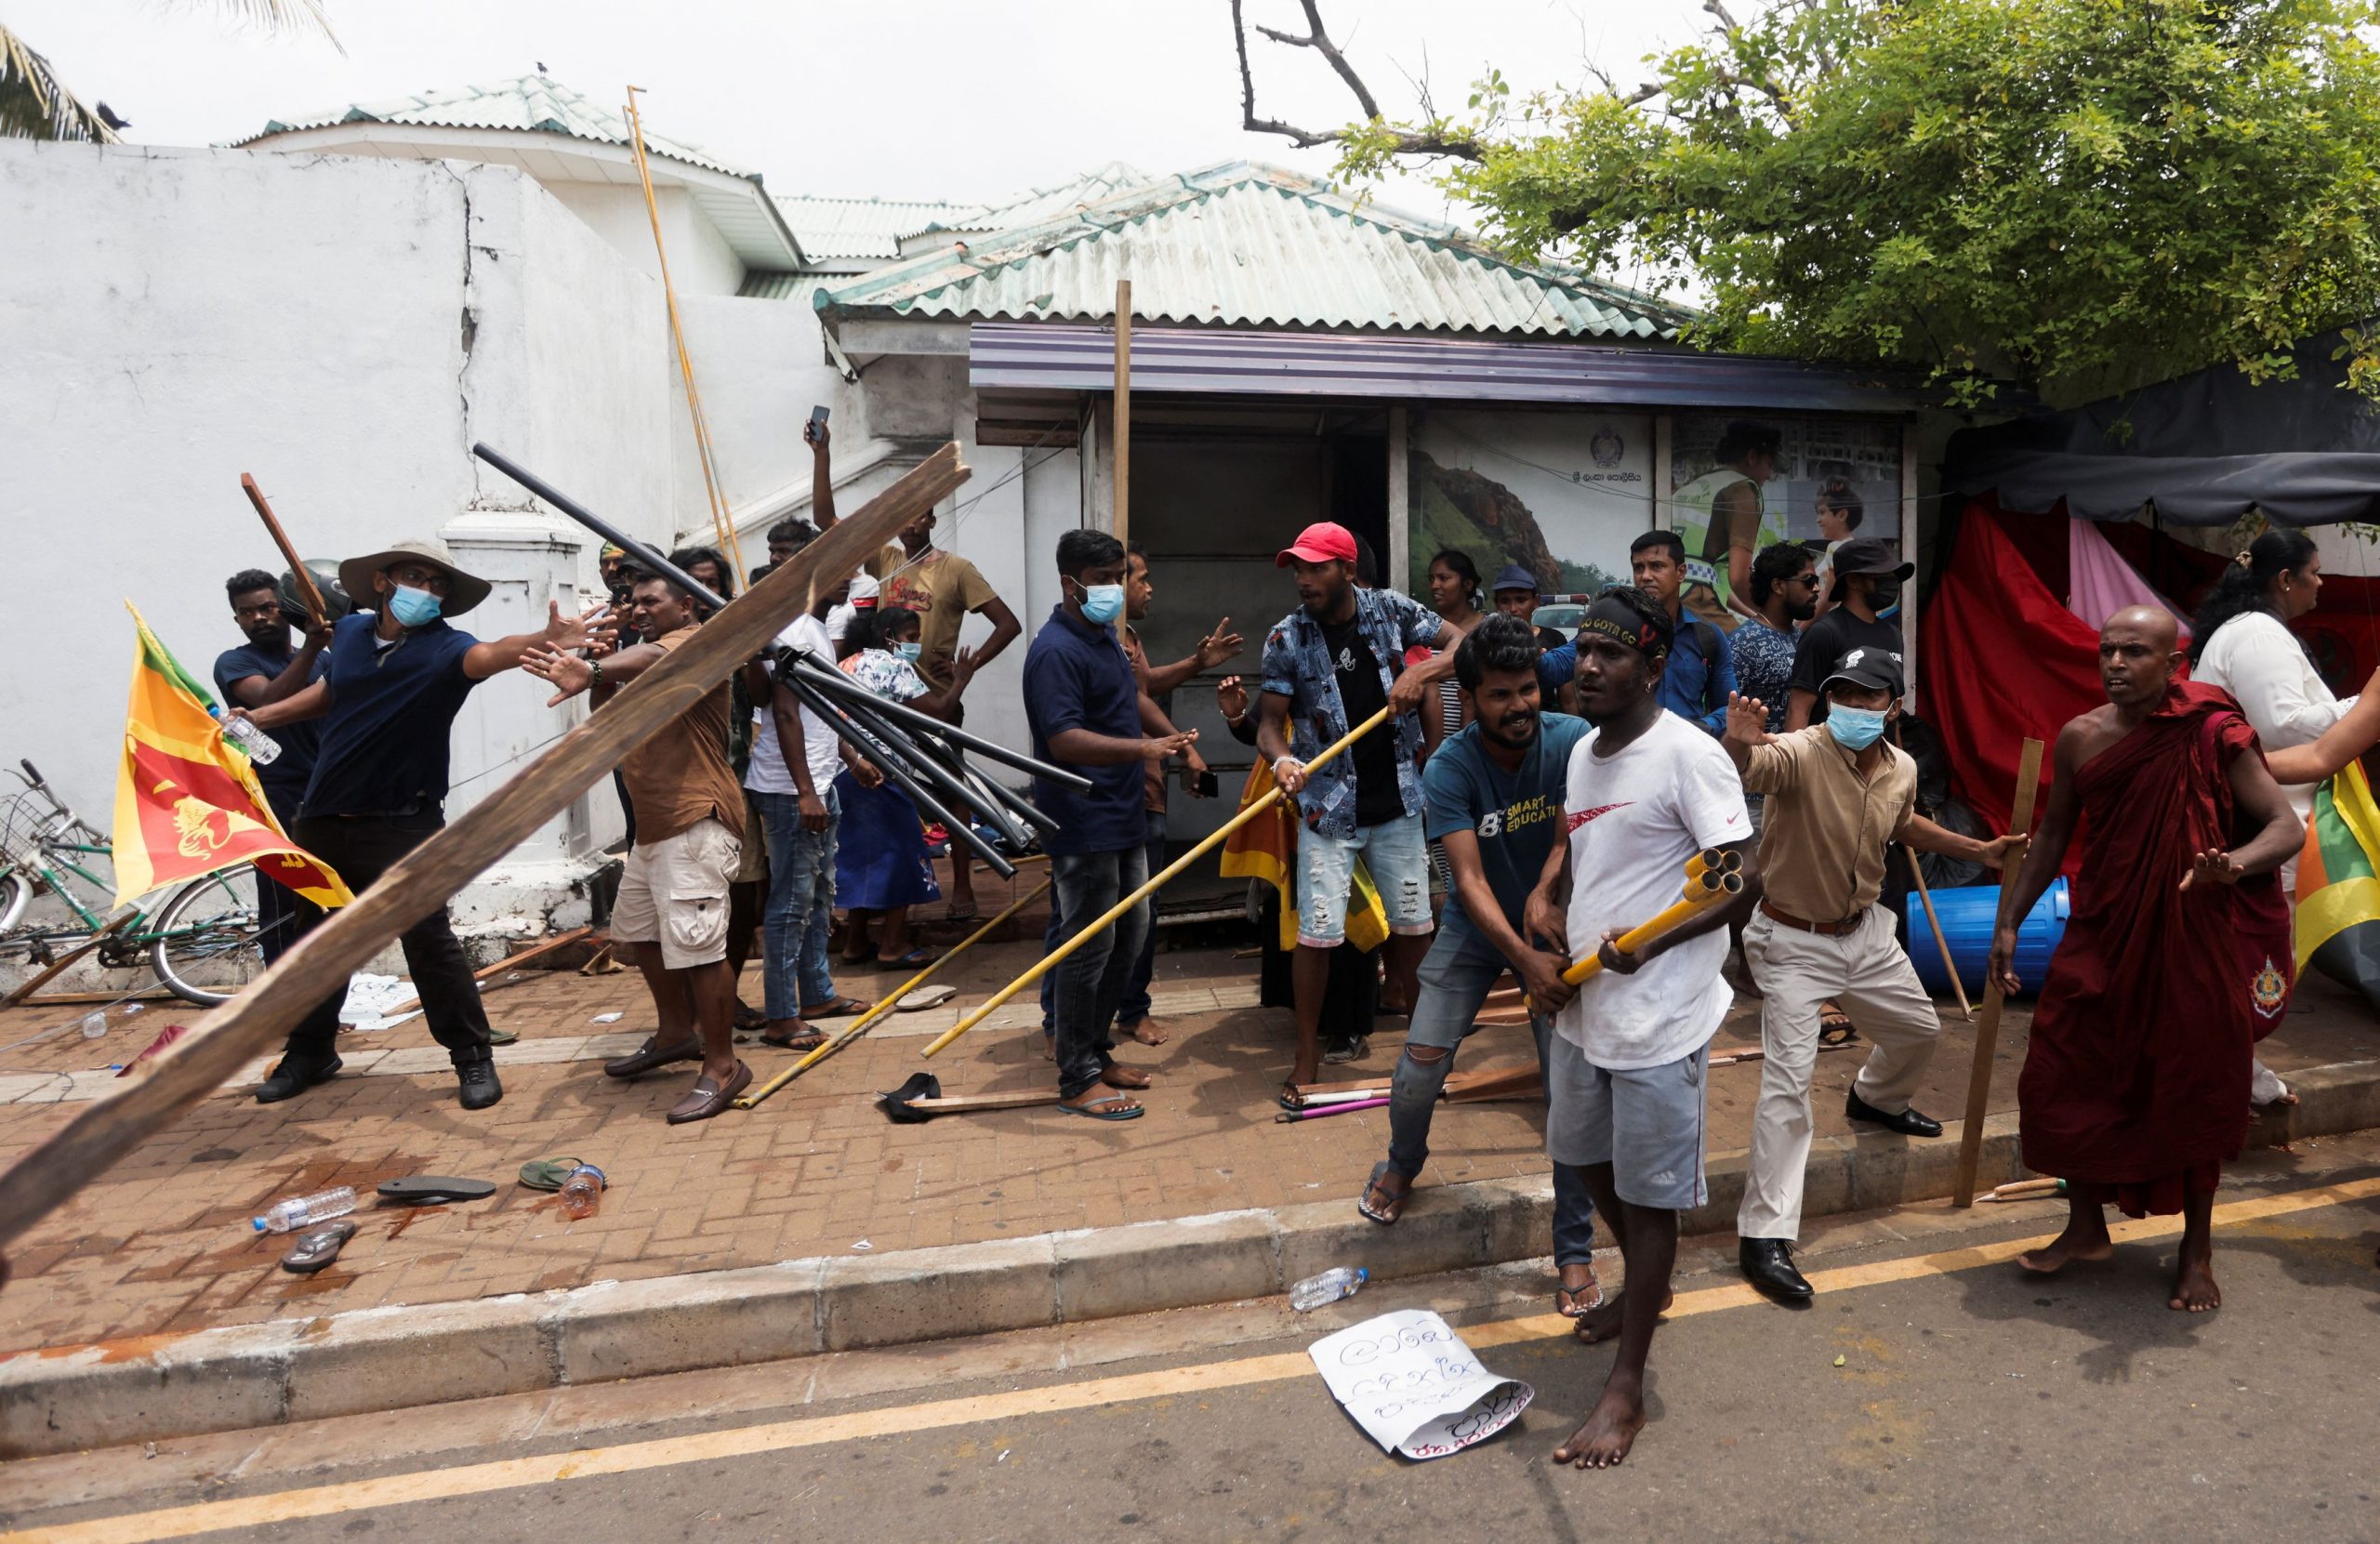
2193, 610, 2357, 824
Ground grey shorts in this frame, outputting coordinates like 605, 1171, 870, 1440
1544, 1033, 1711, 1211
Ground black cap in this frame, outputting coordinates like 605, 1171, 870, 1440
1820, 644, 1905, 698
1830, 536, 1913, 582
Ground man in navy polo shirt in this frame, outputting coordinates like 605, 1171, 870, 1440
239, 537, 607, 1110
1023, 529, 1197, 1121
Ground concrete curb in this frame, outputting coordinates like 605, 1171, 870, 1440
7, 1057, 2373, 1458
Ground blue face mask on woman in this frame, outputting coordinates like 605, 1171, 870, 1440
893, 640, 922, 664
1826, 705, 1890, 751
1074, 579, 1125, 626
388, 585, 443, 627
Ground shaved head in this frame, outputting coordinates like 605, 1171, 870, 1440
2099, 605, 2185, 712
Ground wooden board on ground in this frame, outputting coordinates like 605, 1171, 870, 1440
1, 914, 138, 1009
1289, 1062, 1537, 1104
0, 444, 967, 1261
380, 925, 594, 1018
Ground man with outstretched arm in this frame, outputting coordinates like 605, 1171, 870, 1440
1723, 648, 2025, 1304
1993, 606, 2302, 1312
1355, 614, 1603, 1317
1524, 587, 1760, 1470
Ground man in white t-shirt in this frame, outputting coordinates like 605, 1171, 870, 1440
1524, 587, 1758, 1471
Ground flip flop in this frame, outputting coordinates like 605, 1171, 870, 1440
376, 1176, 496, 1206
1555, 1273, 1606, 1317
1277, 1083, 1304, 1113
877, 948, 934, 970
1060, 1092, 1144, 1121
282, 1220, 358, 1274
762, 1030, 829, 1053
943, 904, 980, 924
1357, 1161, 1409, 1225
517, 1157, 586, 1193
800, 997, 873, 1020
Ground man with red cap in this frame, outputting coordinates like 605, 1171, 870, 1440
1256, 521, 1456, 1098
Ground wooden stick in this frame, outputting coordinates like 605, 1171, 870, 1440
900, 1089, 1061, 1115
1, 913, 139, 1009
1288, 1060, 1536, 1105
736, 877, 1053, 1109
0, 446, 965, 1260
921, 706, 1395, 1057
240, 474, 329, 627
378, 925, 593, 1019
20, 986, 179, 1008
578, 942, 621, 976
1951, 736, 2046, 1208
1905, 846, 1972, 1019
1561, 873, 1741, 985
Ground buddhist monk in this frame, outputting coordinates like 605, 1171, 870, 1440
1990, 606, 2302, 1312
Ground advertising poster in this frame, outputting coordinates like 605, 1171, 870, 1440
1669, 416, 1903, 628
1406, 409, 1654, 602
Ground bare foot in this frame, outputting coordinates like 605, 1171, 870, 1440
2170, 1248, 2222, 1313
2017, 1211, 2113, 1275
1574, 1287, 1673, 1345
1553, 1382, 1646, 1469
1122, 1017, 1171, 1047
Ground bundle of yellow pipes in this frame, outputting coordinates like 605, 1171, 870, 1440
1559, 851, 1746, 987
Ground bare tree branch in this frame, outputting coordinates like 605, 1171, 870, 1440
1229, 0, 1485, 162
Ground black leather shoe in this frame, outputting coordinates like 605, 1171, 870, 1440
602, 1036, 700, 1079
1739, 1237, 1815, 1304
256, 1054, 341, 1104
456, 1057, 504, 1111
1845, 1088, 1944, 1137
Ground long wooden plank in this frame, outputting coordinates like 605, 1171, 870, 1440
903, 1089, 1061, 1115
1951, 736, 2046, 1208
377, 925, 594, 1019
0, 445, 966, 1260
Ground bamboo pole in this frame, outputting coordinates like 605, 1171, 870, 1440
1951, 736, 2046, 1208
239, 474, 328, 626
736, 877, 1052, 1109
1560, 872, 1742, 986
1905, 847, 1972, 1019
0, 447, 965, 1260
921, 706, 1395, 1057
624, 86, 744, 589
1112, 278, 1130, 644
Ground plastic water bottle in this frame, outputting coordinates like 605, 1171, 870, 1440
558, 1163, 606, 1221
252, 1186, 356, 1234
208, 705, 281, 766
1290, 1265, 1368, 1312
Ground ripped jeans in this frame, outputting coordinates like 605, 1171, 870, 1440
1384, 924, 1597, 1267
1293, 811, 1434, 949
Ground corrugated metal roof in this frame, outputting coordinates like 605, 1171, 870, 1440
231, 73, 749, 178
972, 323, 1937, 412
773, 194, 974, 261
817, 162, 1690, 341
906, 162, 1150, 242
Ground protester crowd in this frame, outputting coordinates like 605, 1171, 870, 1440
217, 416, 2370, 1470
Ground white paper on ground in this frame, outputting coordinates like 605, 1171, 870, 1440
1307, 1309, 1533, 1460
337, 973, 424, 1032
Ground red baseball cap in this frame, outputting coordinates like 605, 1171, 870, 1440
1275, 521, 1359, 568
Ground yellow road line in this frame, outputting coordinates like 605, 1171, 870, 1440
14, 1173, 2378, 1544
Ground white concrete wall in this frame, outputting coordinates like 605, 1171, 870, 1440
0, 141, 676, 924
672, 290, 857, 563
541, 181, 744, 297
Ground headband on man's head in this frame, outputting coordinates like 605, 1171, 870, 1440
1578, 593, 1670, 658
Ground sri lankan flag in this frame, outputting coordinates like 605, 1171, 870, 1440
1217, 759, 1388, 953
2293, 761, 2380, 1010
111, 603, 352, 909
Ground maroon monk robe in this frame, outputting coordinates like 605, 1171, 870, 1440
2017, 680, 2294, 1217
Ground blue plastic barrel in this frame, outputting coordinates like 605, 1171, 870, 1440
1904, 878, 2069, 1000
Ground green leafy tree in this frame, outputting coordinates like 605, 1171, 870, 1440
3, 1, 334, 144
1235, 0, 2380, 406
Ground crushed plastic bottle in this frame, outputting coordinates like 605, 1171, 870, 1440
78, 1001, 146, 1040
1290, 1265, 1368, 1312
558, 1162, 606, 1221
207, 704, 281, 766
252, 1185, 356, 1234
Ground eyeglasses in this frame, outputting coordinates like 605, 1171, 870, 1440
1783, 574, 1819, 588
386, 565, 451, 595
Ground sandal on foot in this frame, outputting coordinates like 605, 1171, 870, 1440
1278, 1083, 1306, 1113
764, 1030, 829, 1053
800, 997, 873, 1020
281, 1220, 358, 1274
1060, 1092, 1144, 1121
877, 947, 935, 970
943, 903, 980, 924
1555, 1273, 1606, 1317
1358, 1161, 1411, 1225
1818, 1011, 1858, 1048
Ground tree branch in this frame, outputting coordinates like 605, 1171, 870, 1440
1229, 0, 1485, 161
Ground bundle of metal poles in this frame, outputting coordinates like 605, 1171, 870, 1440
470, 442, 1089, 887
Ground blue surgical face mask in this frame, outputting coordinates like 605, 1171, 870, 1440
1826, 705, 1890, 751
1076, 581, 1125, 626
893, 640, 922, 663
388, 585, 443, 627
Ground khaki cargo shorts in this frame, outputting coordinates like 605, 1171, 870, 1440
611, 816, 740, 969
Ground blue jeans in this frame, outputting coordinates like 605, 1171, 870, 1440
1044, 810, 1165, 1031
1385, 923, 1597, 1267
753, 786, 839, 1018
1051, 844, 1150, 1101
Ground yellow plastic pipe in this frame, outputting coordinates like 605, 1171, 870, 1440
736, 877, 1053, 1109
922, 706, 1395, 1058
1685, 847, 1744, 881
1560, 871, 1744, 986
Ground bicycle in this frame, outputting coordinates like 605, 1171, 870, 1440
0, 759, 270, 1007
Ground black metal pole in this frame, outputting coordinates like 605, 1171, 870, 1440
812, 685, 1022, 875
787, 679, 1017, 880
784, 654, 1092, 791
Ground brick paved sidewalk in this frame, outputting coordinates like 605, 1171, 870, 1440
1, 884, 2370, 1354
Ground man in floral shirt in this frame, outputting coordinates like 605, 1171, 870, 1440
1255, 521, 1456, 1095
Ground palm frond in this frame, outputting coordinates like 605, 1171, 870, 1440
0, 25, 120, 143
181, 0, 344, 53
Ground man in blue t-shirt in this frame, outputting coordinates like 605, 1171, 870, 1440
1356, 613, 1605, 1314
213, 568, 332, 968
1022, 529, 1197, 1121
238, 537, 606, 1110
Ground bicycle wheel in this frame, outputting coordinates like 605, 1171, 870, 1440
0, 870, 28, 933
150, 864, 267, 1007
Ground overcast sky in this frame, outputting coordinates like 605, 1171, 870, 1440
14, 0, 1705, 275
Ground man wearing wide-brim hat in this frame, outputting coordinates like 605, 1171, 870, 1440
236, 537, 609, 1109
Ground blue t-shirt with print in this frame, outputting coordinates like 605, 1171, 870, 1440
1422, 711, 1593, 949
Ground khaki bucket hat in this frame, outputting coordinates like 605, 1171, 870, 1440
338, 537, 494, 619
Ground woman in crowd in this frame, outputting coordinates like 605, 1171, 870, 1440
1421, 548, 1485, 753
833, 605, 976, 970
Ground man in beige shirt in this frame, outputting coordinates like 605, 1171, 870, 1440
1724, 646, 2022, 1304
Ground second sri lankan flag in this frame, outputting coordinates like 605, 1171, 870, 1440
111, 603, 352, 909
2294, 760, 2380, 997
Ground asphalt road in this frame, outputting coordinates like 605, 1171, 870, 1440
7, 1143, 2378, 1544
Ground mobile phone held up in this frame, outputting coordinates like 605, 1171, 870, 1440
806, 404, 829, 444
1191, 768, 1221, 799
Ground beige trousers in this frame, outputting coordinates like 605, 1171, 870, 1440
1737, 905, 1941, 1241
